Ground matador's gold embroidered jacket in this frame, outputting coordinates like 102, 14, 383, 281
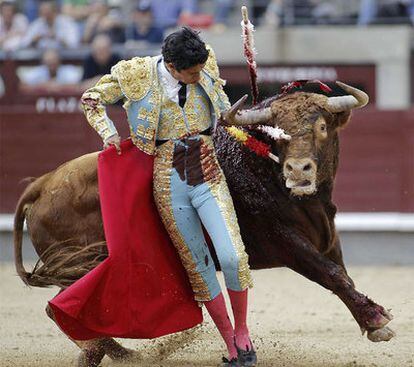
81, 46, 230, 155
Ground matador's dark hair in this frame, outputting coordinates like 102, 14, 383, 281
162, 27, 209, 71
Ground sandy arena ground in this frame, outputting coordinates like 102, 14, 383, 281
1, 263, 413, 367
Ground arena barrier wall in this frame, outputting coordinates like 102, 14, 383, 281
1, 107, 413, 214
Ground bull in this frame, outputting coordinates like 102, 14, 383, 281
13, 82, 395, 367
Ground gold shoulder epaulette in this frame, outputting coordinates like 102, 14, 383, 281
112, 56, 154, 101
203, 44, 220, 80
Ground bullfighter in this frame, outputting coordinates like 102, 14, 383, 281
81, 26, 256, 367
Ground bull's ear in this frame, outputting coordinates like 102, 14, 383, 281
336, 111, 352, 129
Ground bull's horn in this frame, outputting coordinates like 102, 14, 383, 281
222, 94, 272, 126
234, 107, 273, 125
327, 81, 369, 113
222, 94, 247, 125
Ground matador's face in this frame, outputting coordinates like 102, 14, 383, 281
166, 63, 206, 85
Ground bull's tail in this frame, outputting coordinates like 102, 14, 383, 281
14, 175, 108, 288
13, 177, 43, 286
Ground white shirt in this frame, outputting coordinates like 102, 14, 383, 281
20, 14, 80, 49
157, 59, 190, 105
21, 65, 81, 85
0, 13, 28, 51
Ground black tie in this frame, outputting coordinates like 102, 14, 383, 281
178, 81, 187, 108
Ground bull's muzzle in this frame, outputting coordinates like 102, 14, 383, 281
283, 158, 317, 196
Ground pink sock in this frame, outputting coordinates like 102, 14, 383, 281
204, 293, 238, 360
228, 288, 253, 351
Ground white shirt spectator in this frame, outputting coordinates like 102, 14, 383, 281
0, 4, 28, 51
20, 14, 80, 49
21, 64, 81, 85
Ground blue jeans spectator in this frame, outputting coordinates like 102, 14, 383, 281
214, 0, 234, 25
24, 0, 64, 22
358, 0, 414, 25
150, 0, 198, 29
24, 0, 38, 22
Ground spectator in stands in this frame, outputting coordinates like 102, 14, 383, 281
263, 0, 283, 27
82, 0, 125, 44
62, 0, 91, 23
252, 0, 271, 25
81, 34, 121, 88
19, 0, 80, 49
358, 0, 414, 25
286, 0, 316, 25
23, 0, 39, 22
0, 0, 28, 51
62, 0, 90, 35
147, 0, 197, 29
19, 48, 81, 91
310, 0, 348, 24
263, 0, 361, 26
212, 0, 234, 30
125, 1, 163, 45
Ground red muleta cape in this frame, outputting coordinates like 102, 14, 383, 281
49, 139, 203, 340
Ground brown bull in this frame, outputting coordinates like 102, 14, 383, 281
14, 82, 395, 367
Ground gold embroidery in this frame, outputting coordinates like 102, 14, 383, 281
113, 56, 154, 101
81, 73, 124, 141
129, 61, 162, 155
157, 85, 211, 140
200, 137, 253, 290
187, 85, 211, 133
153, 145, 212, 301
201, 45, 231, 113
214, 80, 231, 111
137, 107, 148, 120
131, 132, 153, 155
148, 86, 161, 105
204, 45, 220, 80
147, 107, 159, 123
136, 124, 155, 140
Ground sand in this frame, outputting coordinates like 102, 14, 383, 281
1, 263, 413, 367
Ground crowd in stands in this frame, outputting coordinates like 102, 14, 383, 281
2, 0, 414, 53
18, 32, 121, 91
263, 0, 414, 26
0, 0, 169, 51
1, 0, 413, 92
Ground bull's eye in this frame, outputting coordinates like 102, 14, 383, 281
314, 117, 328, 142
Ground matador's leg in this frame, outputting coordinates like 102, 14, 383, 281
189, 137, 255, 362
153, 142, 237, 361
153, 143, 220, 302
190, 136, 252, 292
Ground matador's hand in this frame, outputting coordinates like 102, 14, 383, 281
103, 134, 121, 155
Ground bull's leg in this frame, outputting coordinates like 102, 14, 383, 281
99, 338, 137, 361
276, 230, 395, 341
324, 236, 347, 269
45, 304, 105, 366
45, 304, 138, 366
76, 339, 138, 366
324, 237, 355, 287
77, 344, 106, 367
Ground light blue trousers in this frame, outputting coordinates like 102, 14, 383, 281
153, 136, 252, 301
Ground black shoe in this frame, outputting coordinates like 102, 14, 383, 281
235, 341, 257, 367
221, 356, 241, 367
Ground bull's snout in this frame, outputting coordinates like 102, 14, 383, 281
283, 158, 317, 196
284, 158, 315, 176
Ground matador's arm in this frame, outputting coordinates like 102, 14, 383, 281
81, 72, 124, 143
